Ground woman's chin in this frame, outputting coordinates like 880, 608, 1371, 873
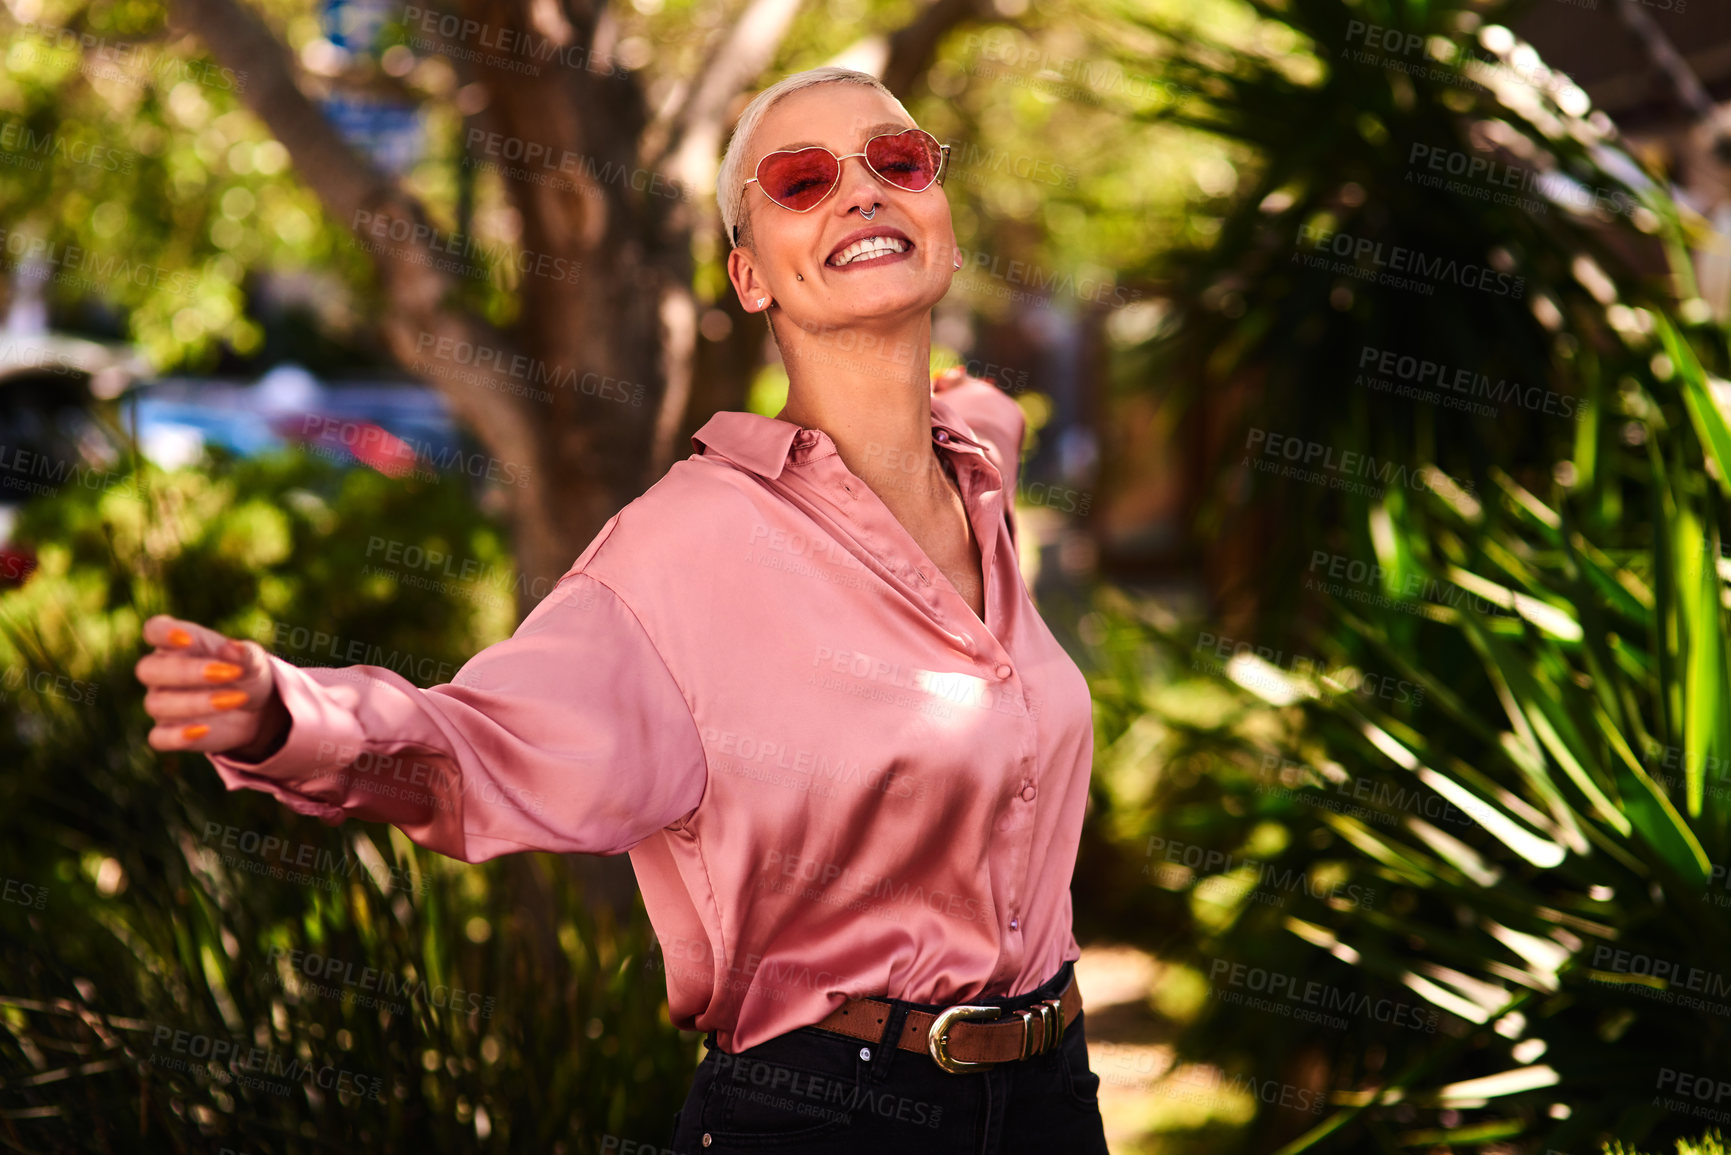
819, 280, 949, 323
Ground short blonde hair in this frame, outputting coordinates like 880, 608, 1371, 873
717, 66, 912, 251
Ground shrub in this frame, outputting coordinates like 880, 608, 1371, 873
0, 449, 696, 1152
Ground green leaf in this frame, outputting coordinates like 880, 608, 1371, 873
1600, 714, 1710, 889
1662, 314, 1731, 501
1453, 613, 1594, 851
1674, 493, 1731, 825
1354, 711, 1567, 870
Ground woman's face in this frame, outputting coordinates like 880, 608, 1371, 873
729, 84, 956, 330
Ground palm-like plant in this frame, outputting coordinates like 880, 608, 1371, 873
1079, 0, 1731, 1150
1112, 0, 1664, 635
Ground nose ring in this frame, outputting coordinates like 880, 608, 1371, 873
861, 205, 877, 220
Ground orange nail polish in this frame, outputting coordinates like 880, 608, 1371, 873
210, 690, 248, 710
168, 628, 193, 647
202, 662, 243, 683
182, 724, 211, 740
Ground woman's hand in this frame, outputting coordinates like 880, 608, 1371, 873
136, 615, 291, 761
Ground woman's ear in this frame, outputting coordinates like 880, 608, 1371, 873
727, 245, 766, 313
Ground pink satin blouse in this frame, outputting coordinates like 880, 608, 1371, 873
208, 369, 1096, 1053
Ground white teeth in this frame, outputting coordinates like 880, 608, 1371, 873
829, 235, 909, 266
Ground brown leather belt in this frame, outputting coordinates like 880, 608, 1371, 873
810, 973, 1082, 1073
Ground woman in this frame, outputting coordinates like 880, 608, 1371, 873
135, 65, 1110, 1154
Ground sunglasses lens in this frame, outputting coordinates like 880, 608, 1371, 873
758, 148, 841, 210
865, 130, 942, 191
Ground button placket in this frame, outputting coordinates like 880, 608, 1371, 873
742, 410, 1072, 1018
992, 662, 1041, 977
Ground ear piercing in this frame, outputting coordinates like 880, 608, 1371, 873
953, 251, 963, 269
756, 297, 768, 309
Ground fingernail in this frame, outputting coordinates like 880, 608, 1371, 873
202, 662, 242, 683
168, 628, 193, 647
182, 724, 210, 740
210, 690, 248, 710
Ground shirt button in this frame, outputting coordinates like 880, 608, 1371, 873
702, 1135, 713, 1147
995, 663, 1013, 679
1020, 783, 1036, 802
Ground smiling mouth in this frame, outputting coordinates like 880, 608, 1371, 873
827, 235, 913, 268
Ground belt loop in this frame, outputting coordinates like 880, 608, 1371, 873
869, 1001, 909, 1083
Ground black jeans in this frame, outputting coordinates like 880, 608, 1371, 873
667, 962, 1110, 1154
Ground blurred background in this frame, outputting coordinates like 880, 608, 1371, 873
5, 0, 1731, 1150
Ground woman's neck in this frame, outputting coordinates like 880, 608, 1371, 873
777, 328, 949, 509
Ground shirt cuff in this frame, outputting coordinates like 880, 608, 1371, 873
204, 656, 371, 824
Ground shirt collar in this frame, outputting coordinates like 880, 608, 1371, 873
689, 411, 803, 479
691, 395, 986, 481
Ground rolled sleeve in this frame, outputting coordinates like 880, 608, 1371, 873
207, 572, 708, 862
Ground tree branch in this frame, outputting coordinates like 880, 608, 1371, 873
878, 0, 994, 95
1615, 0, 1722, 133
645, 0, 805, 192
165, 0, 546, 495
166, 0, 389, 245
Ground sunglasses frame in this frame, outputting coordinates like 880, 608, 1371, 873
732, 128, 952, 246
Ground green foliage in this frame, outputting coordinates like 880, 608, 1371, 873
0, 0, 1200, 374
1072, 0, 1731, 1151
0, 7, 327, 366
1120, 0, 1661, 635
1609, 1131, 1731, 1155
0, 451, 695, 1152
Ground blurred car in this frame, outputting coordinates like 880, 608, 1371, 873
0, 341, 471, 568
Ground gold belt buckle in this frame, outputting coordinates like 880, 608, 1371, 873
927, 1004, 1003, 1073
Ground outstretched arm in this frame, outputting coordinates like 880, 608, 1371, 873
137, 572, 707, 863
